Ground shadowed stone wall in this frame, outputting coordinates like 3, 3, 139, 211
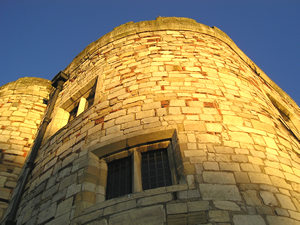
2, 17, 300, 225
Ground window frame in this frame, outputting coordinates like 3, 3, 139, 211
92, 129, 181, 200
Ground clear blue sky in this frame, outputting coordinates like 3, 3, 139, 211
0, 0, 299, 105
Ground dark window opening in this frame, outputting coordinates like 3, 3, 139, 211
141, 148, 172, 190
0, 149, 3, 163
86, 89, 95, 109
106, 156, 132, 200
86, 81, 97, 109
68, 104, 78, 122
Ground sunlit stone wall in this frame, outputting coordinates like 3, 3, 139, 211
0, 77, 51, 219
3, 17, 300, 225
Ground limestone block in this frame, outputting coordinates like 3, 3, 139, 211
123, 96, 146, 105
275, 194, 296, 210
115, 114, 135, 124
45, 213, 71, 225
223, 115, 244, 126
234, 172, 250, 183
66, 183, 81, 198
141, 116, 159, 124
203, 162, 219, 171
184, 121, 206, 131
107, 88, 126, 100
168, 107, 181, 115
209, 210, 230, 222
156, 108, 167, 116
199, 184, 241, 201
169, 100, 186, 107
137, 193, 172, 206
142, 102, 161, 110
203, 171, 236, 184
266, 216, 299, 225
104, 110, 126, 121
229, 132, 253, 144
263, 136, 279, 150
214, 201, 241, 211
103, 200, 136, 216
264, 167, 284, 178
166, 202, 187, 214
37, 202, 57, 224
106, 125, 121, 135
242, 190, 262, 206
270, 176, 292, 190
136, 109, 155, 119
197, 134, 221, 144
108, 205, 165, 225
248, 172, 272, 185
187, 201, 209, 212
233, 215, 266, 225
220, 162, 240, 172
182, 107, 202, 114
240, 163, 261, 172
167, 212, 207, 225
56, 197, 73, 217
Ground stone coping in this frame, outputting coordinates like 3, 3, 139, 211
0, 77, 51, 89
62, 16, 298, 109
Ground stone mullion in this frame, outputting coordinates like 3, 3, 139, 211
133, 150, 143, 193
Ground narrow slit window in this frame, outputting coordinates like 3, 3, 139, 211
68, 104, 79, 122
141, 148, 172, 190
106, 156, 132, 200
86, 82, 97, 109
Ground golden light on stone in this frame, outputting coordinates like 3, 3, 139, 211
0, 17, 299, 225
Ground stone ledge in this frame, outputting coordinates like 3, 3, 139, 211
89, 129, 176, 158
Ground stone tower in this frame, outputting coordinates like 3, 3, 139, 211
1, 17, 300, 225
0, 78, 52, 219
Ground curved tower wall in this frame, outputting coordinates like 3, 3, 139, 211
6, 18, 300, 225
0, 78, 51, 219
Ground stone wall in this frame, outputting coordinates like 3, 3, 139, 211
0, 77, 52, 220
3, 17, 300, 225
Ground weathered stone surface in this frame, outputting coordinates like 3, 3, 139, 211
37, 203, 57, 224
108, 205, 165, 225
214, 201, 241, 211
248, 173, 272, 185
167, 212, 207, 225
242, 190, 262, 206
56, 197, 73, 217
103, 200, 136, 216
166, 202, 187, 214
209, 210, 230, 222
266, 216, 299, 225
45, 213, 70, 225
259, 191, 278, 206
233, 215, 266, 225
203, 171, 236, 184
199, 184, 242, 201
187, 201, 210, 212
275, 194, 296, 210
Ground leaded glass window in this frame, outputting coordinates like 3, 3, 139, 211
141, 148, 172, 190
106, 156, 132, 199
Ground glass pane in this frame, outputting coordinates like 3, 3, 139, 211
106, 156, 132, 199
141, 149, 172, 190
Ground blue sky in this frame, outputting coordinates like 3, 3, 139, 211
0, 0, 299, 105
